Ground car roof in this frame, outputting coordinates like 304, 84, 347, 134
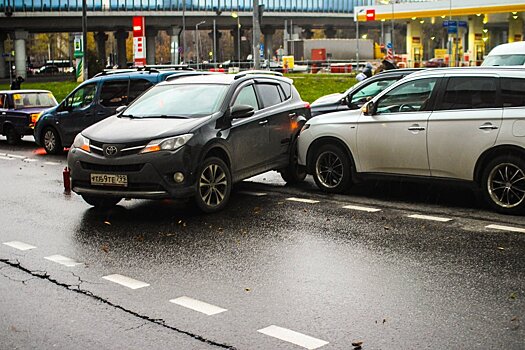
407, 66, 525, 78
377, 68, 425, 76
487, 41, 525, 55
0, 90, 53, 94
163, 72, 293, 86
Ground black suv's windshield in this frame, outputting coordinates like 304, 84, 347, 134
124, 84, 228, 118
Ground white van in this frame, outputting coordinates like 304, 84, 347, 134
482, 41, 525, 66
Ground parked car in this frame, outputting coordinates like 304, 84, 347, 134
482, 41, 525, 67
310, 68, 423, 117
36, 65, 60, 74
298, 67, 525, 215
34, 68, 206, 154
424, 58, 447, 68
0, 90, 58, 144
67, 71, 311, 212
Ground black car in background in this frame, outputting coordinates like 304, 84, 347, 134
0, 90, 58, 144
34, 68, 207, 154
311, 68, 424, 117
67, 72, 311, 212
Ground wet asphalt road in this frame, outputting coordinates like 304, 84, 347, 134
1, 137, 524, 350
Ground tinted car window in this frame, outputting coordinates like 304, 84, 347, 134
68, 84, 97, 109
279, 81, 292, 100
128, 79, 154, 102
435, 77, 498, 110
99, 80, 129, 107
0, 94, 5, 109
257, 84, 282, 108
482, 55, 525, 66
376, 78, 437, 114
351, 78, 397, 104
501, 78, 525, 107
234, 85, 259, 111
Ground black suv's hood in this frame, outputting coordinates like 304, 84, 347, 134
83, 115, 211, 143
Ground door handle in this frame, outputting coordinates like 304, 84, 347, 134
258, 120, 268, 126
479, 123, 499, 130
408, 125, 425, 131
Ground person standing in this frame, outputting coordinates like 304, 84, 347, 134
10, 76, 24, 90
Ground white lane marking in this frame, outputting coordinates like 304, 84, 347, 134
343, 204, 381, 213
286, 197, 320, 204
44, 161, 60, 165
102, 274, 150, 289
6, 154, 25, 159
258, 325, 329, 350
169, 296, 227, 316
486, 224, 525, 234
407, 214, 452, 222
44, 255, 82, 267
0, 156, 14, 160
3, 241, 37, 251
23, 158, 38, 163
238, 191, 268, 197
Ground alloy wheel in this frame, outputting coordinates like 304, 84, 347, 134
199, 163, 228, 207
44, 130, 56, 152
315, 150, 344, 189
487, 162, 525, 208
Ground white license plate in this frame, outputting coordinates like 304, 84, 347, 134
90, 173, 128, 187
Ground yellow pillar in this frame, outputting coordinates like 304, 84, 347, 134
468, 16, 484, 66
509, 15, 524, 43
407, 20, 423, 68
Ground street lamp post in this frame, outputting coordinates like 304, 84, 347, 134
355, 9, 365, 73
231, 12, 241, 69
182, 0, 186, 63
195, 20, 205, 70
379, 0, 395, 57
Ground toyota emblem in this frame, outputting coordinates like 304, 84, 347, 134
104, 145, 118, 157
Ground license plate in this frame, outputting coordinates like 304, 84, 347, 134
90, 173, 128, 187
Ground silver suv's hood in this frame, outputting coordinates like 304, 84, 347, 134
83, 115, 211, 143
308, 109, 361, 126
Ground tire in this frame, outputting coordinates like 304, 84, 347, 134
42, 127, 62, 154
5, 126, 21, 145
481, 155, 525, 215
194, 157, 232, 213
312, 143, 352, 193
81, 195, 121, 208
279, 140, 307, 184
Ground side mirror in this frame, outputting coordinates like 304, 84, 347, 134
115, 105, 126, 114
346, 95, 360, 109
362, 101, 376, 116
230, 104, 255, 119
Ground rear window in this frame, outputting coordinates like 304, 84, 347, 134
482, 55, 525, 66
501, 78, 525, 107
434, 77, 499, 110
279, 81, 292, 100
99, 80, 129, 107
12, 92, 57, 109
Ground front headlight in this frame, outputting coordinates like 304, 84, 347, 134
73, 133, 91, 153
141, 134, 193, 154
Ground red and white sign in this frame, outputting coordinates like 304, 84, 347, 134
366, 9, 375, 21
133, 16, 146, 67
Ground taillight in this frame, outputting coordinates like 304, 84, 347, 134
304, 102, 311, 109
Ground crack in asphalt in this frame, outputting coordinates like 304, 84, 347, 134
0, 258, 236, 349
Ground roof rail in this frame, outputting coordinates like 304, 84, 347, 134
234, 70, 283, 79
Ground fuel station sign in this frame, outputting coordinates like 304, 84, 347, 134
133, 16, 146, 67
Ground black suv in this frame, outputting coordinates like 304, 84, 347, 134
67, 72, 311, 212
311, 68, 424, 117
34, 68, 206, 154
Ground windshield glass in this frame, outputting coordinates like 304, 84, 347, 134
482, 55, 525, 66
13, 92, 57, 109
124, 84, 228, 118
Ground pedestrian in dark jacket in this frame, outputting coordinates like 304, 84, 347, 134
10, 76, 24, 90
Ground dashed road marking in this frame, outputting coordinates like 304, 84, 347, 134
286, 197, 320, 204
6, 154, 26, 159
44, 161, 60, 165
169, 296, 227, 316
3, 241, 37, 251
22, 158, 38, 163
44, 255, 82, 267
407, 214, 452, 222
258, 325, 329, 349
102, 274, 150, 289
0, 156, 14, 160
486, 224, 525, 234
238, 191, 268, 197
343, 204, 381, 213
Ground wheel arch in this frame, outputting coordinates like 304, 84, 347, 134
474, 145, 525, 185
305, 136, 356, 175
201, 143, 232, 170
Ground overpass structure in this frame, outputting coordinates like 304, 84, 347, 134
0, 0, 524, 78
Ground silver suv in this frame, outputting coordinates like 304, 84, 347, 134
298, 67, 525, 215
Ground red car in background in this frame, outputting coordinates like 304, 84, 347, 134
424, 58, 447, 68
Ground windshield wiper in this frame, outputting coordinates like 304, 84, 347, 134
145, 115, 188, 119
120, 114, 139, 119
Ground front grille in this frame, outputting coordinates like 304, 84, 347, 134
90, 139, 148, 157
74, 180, 165, 192
80, 162, 144, 172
